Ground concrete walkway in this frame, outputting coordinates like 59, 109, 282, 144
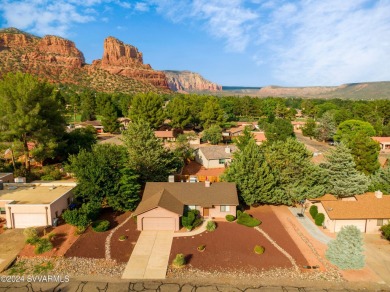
122, 230, 173, 280
0, 229, 25, 272
288, 207, 332, 244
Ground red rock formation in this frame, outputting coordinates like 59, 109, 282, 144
94, 36, 169, 90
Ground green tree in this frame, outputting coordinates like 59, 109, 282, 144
173, 134, 194, 164
129, 93, 165, 129
301, 118, 317, 139
67, 144, 127, 205
264, 138, 327, 205
199, 97, 225, 129
80, 90, 96, 121
58, 126, 97, 160
234, 126, 255, 151
223, 139, 276, 205
166, 96, 193, 128
202, 124, 222, 145
349, 133, 380, 175
264, 118, 295, 143
315, 111, 336, 142
369, 165, 390, 194
122, 119, 182, 183
0, 72, 66, 171
101, 101, 120, 133
108, 167, 141, 212
334, 119, 376, 143
320, 143, 369, 198
325, 225, 365, 270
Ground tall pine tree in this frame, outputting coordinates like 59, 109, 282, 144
321, 143, 369, 198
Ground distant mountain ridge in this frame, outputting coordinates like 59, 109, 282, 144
0, 27, 170, 94
163, 70, 222, 93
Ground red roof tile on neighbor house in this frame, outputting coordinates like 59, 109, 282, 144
154, 130, 175, 138
372, 137, 390, 143
253, 132, 266, 143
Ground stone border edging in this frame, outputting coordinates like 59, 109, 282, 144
105, 215, 134, 260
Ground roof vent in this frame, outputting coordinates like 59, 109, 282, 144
205, 180, 211, 188
225, 146, 231, 153
375, 190, 383, 199
168, 175, 175, 183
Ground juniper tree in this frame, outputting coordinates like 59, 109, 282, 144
325, 225, 365, 270
129, 93, 165, 129
222, 139, 275, 205
369, 165, 390, 194
234, 126, 255, 151
321, 143, 369, 198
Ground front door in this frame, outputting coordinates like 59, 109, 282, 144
203, 207, 209, 217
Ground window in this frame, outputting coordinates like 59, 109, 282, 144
218, 159, 225, 164
220, 205, 230, 212
187, 205, 196, 210
0, 208, 5, 215
377, 219, 384, 226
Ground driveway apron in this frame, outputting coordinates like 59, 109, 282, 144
122, 230, 173, 279
0, 229, 25, 272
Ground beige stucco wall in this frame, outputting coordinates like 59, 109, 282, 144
136, 207, 181, 231
49, 189, 73, 225
195, 149, 231, 169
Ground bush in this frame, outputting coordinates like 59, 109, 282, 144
309, 205, 318, 219
225, 214, 236, 222
380, 223, 390, 240
34, 238, 53, 254
237, 212, 261, 227
325, 225, 364, 269
62, 201, 101, 228
172, 253, 186, 268
206, 221, 216, 231
23, 227, 38, 244
197, 244, 206, 251
92, 220, 110, 232
119, 235, 128, 241
237, 210, 243, 217
182, 209, 201, 231
47, 232, 56, 241
254, 245, 265, 255
315, 213, 325, 226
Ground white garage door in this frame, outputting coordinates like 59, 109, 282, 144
142, 217, 175, 231
335, 220, 366, 232
13, 213, 46, 228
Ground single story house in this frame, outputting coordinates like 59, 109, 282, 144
372, 137, 390, 152
154, 129, 182, 142
222, 124, 255, 142
195, 145, 237, 168
253, 132, 267, 145
308, 191, 390, 233
0, 173, 14, 183
291, 121, 306, 131
0, 181, 76, 228
133, 181, 238, 231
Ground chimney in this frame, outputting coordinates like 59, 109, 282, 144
375, 190, 383, 199
205, 177, 210, 187
225, 146, 231, 153
168, 175, 175, 183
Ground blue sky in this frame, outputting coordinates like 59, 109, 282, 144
1, 0, 390, 87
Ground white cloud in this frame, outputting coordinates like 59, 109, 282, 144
135, 2, 149, 12
256, 0, 390, 85
147, 0, 259, 52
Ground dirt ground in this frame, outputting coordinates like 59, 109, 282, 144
65, 208, 140, 262
170, 206, 308, 272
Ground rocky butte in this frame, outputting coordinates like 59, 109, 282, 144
163, 70, 222, 93
0, 28, 169, 93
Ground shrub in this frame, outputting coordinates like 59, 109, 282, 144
309, 205, 318, 219
315, 213, 325, 226
172, 253, 186, 268
237, 210, 242, 217
225, 215, 235, 222
237, 212, 261, 227
34, 238, 53, 254
92, 220, 110, 232
325, 225, 365, 269
254, 245, 265, 255
206, 221, 216, 232
62, 201, 101, 228
181, 209, 201, 231
380, 223, 390, 241
47, 232, 56, 241
197, 244, 206, 251
23, 227, 39, 244
119, 235, 128, 241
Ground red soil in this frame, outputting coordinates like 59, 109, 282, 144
170, 206, 308, 271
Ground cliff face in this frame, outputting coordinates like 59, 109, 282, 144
92, 37, 169, 90
163, 70, 222, 92
0, 28, 169, 94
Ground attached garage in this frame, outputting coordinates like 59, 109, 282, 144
334, 219, 366, 233
142, 217, 175, 231
13, 213, 47, 228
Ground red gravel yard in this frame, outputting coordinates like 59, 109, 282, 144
170, 205, 308, 272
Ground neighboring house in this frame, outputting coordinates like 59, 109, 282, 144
291, 121, 306, 131
372, 137, 390, 152
195, 145, 237, 168
308, 191, 390, 233
75, 120, 104, 133
133, 181, 238, 231
0, 181, 76, 228
252, 132, 267, 145
154, 129, 182, 142
222, 124, 255, 141
183, 130, 201, 145
117, 117, 131, 131
0, 173, 14, 183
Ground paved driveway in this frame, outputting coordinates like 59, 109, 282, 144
122, 230, 173, 280
0, 229, 25, 272
364, 234, 390, 286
